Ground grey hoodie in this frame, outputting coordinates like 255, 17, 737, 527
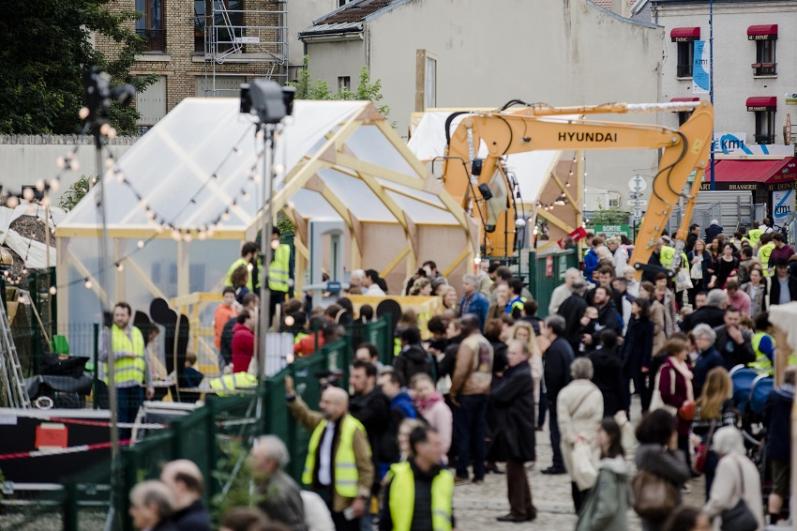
575, 456, 631, 531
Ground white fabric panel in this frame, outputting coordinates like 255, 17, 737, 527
5, 230, 56, 268
290, 189, 342, 220
386, 191, 457, 225
345, 125, 417, 177
375, 178, 445, 207
317, 168, 393, 221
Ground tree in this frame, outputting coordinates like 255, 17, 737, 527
289, 56, 389, 117
588, 207, 630, 225
0, 1, 153, 136
59, 176, 92, 211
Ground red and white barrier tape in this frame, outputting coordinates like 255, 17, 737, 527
0, 439, 131, 461
49, 417, 166, 429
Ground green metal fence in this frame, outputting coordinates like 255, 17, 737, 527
49, 316, 392, 531
527, 249, 579, 317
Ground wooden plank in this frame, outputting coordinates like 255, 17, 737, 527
55, 237, 69, 328
380, 245, 411, 278
415, 49, 426, 113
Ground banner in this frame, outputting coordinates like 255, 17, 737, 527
773, 189, 795, 226
692, 40, 711, 94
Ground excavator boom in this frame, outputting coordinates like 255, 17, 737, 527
442, 101, 713, 273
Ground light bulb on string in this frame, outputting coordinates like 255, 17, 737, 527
171, 229, 181, 241
78, 107, 90, 120
284, 315, 295, 327
116, 262, 124, 272
49, 179, 60, 192
137, 240, 145, 249
49, 286, 57, 295
35, 180, 45, 192
55, 156, 66, 169
6, 196, 19, 208
22, 188, 34, 201
70, 159, 80, 172
222, 210, 230, 221
84, 279, 93, 289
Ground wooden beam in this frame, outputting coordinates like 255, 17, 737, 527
125, 256, 169, 300
415, 49, 427, 113
335, 153, 421, 190
54, 226, 245, 240
380, 245, 411, 278
55, 237, 69, 330
442, 246, 471, 277
538, 209, 574, 234
176, 240, 189, 309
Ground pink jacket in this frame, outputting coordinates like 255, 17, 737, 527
416, 393, 453, 455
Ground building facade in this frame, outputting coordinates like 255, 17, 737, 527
299, 0, 665, 202
95, 0, 289, 132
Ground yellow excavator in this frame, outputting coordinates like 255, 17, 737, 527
439, 101, 713, 273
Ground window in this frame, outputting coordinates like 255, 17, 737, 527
135, 0, 165, 52
338, 76, 351, 93
755, 110, 776, 144
424, 57, 437, 108
136, 76, 167, 132
676, 41, 693, 78
338, 0, 351, 6
194, 0, 244, 54
677, 111, 692, 126
753, 40, 776, 76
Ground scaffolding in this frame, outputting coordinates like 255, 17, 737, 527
198, 0, 288, 96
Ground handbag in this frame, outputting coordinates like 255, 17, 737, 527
571, 439, 598, 490
719, 458, 758, 531
631, 469, 678, 520
693, 419, 716, 474
676, 267, 693, 291
678, 400, 696, 422
649, 368, 677, 416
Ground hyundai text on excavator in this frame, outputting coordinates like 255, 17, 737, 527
438, 100, 713, 274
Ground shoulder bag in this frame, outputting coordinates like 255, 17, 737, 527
631, 469, 678, 520
692, 418, 715, 474
649, 367, 677, 416
719, 457, 758, 531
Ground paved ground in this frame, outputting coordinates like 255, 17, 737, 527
453, 399, 706, 530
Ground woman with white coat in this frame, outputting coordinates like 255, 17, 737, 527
703, 426, 764, 530
557, 357, 603, 513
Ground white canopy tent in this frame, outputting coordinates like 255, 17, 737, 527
409, 110, 585, 249
55, 99, 476, 344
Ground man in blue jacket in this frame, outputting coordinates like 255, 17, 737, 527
459, 274, 490, 330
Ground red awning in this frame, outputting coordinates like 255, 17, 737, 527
671, 27, 700, 41
713, 157, 797, 184
747, 24, 778, 39
746, 96, 777, 111
670, 97, 700, 102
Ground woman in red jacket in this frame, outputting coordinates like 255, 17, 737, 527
655, 338, 695, 469
231, 310, 255, 373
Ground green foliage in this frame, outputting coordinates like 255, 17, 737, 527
289, 56, 389, 117
588, 207, 630, 225
276, 213, 296, 237
59, 176, 92, 211
211, 438, 263, 523
0, 0, 154, 136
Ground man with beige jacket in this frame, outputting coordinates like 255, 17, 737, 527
450, 314, 494, 484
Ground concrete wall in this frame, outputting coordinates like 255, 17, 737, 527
345, 0, 664, 202
305, 38, 367, 92
287, 0, 341, 78
655, 1, 797, 136
0, 136, 135, 203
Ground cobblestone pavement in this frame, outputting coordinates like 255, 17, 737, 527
453, 399, 706, 530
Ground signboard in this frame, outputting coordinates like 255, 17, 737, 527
773, 189, 795, 225
692, 40, 711, 94
712, 132, 794, 158
588, 224, 631, 238
786, 93, 797, 105
234, 36, 260, 44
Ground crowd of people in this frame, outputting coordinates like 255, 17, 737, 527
119, 217, 797, 530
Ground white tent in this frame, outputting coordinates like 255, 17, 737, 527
55, 99, 475, 358
408, 110, 585, 249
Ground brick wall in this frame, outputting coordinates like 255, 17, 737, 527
96, 0, 287, 114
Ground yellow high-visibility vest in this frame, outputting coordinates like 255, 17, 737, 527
750, 331, 773, 375
660, 246, 675, 268
302, 414, 364, 497
759, 242, 775, 277
103, 325, 147, 386
208, 373, 257, 397
224, 257, 258, 291
387, 461, 454, 531
748, 228, 763, 249
269, 243, 291, 293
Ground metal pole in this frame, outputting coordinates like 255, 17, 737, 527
257, 125, 276, 381
709, 0, 716, 190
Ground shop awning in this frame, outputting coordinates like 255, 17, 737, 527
670, 97, 700, 102
671, 27, 701, 41
746, 96, 777, 111
747, 24, 778, 40
713, 157, 797, 184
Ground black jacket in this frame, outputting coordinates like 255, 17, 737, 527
379, 460, 455, 530
487, 362, 536, 463
543, 337, 574, 399
769, 275, 797, 305
705, 223, 723, 243
593, 302, 622, 343
393, 344, 435, 384
622, 316, 654, 371
489, 340, 509, 377
764, 384, 794, 462
220, 317, 237, 364
350, 387, 391, 468
171, 500, 211, 531
685, 232, 698, 254
679, 304, 725, 332
713, 325, 755, 370
558, 293, 587, 351
588, 346, 625, 417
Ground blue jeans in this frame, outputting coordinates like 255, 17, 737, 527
453, 394, 487, 480
548, 394, 564, 469
117, 386, 144, 439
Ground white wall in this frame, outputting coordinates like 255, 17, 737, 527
305, 38, 366, 92
655, 1, 797, 136
361, 0, 664, 200
0, 136, 135, 203
286, 0, 344, 78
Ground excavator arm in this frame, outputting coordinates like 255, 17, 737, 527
442, 101, 713, 272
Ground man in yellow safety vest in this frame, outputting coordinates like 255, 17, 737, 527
268, 227, 292, 324
379, 424, 455, 530
99, 302, 153, 433
285, 375, 373, 531
225, 241, 260, 292
758, 233, 776, 278
750, 313, 775, 375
